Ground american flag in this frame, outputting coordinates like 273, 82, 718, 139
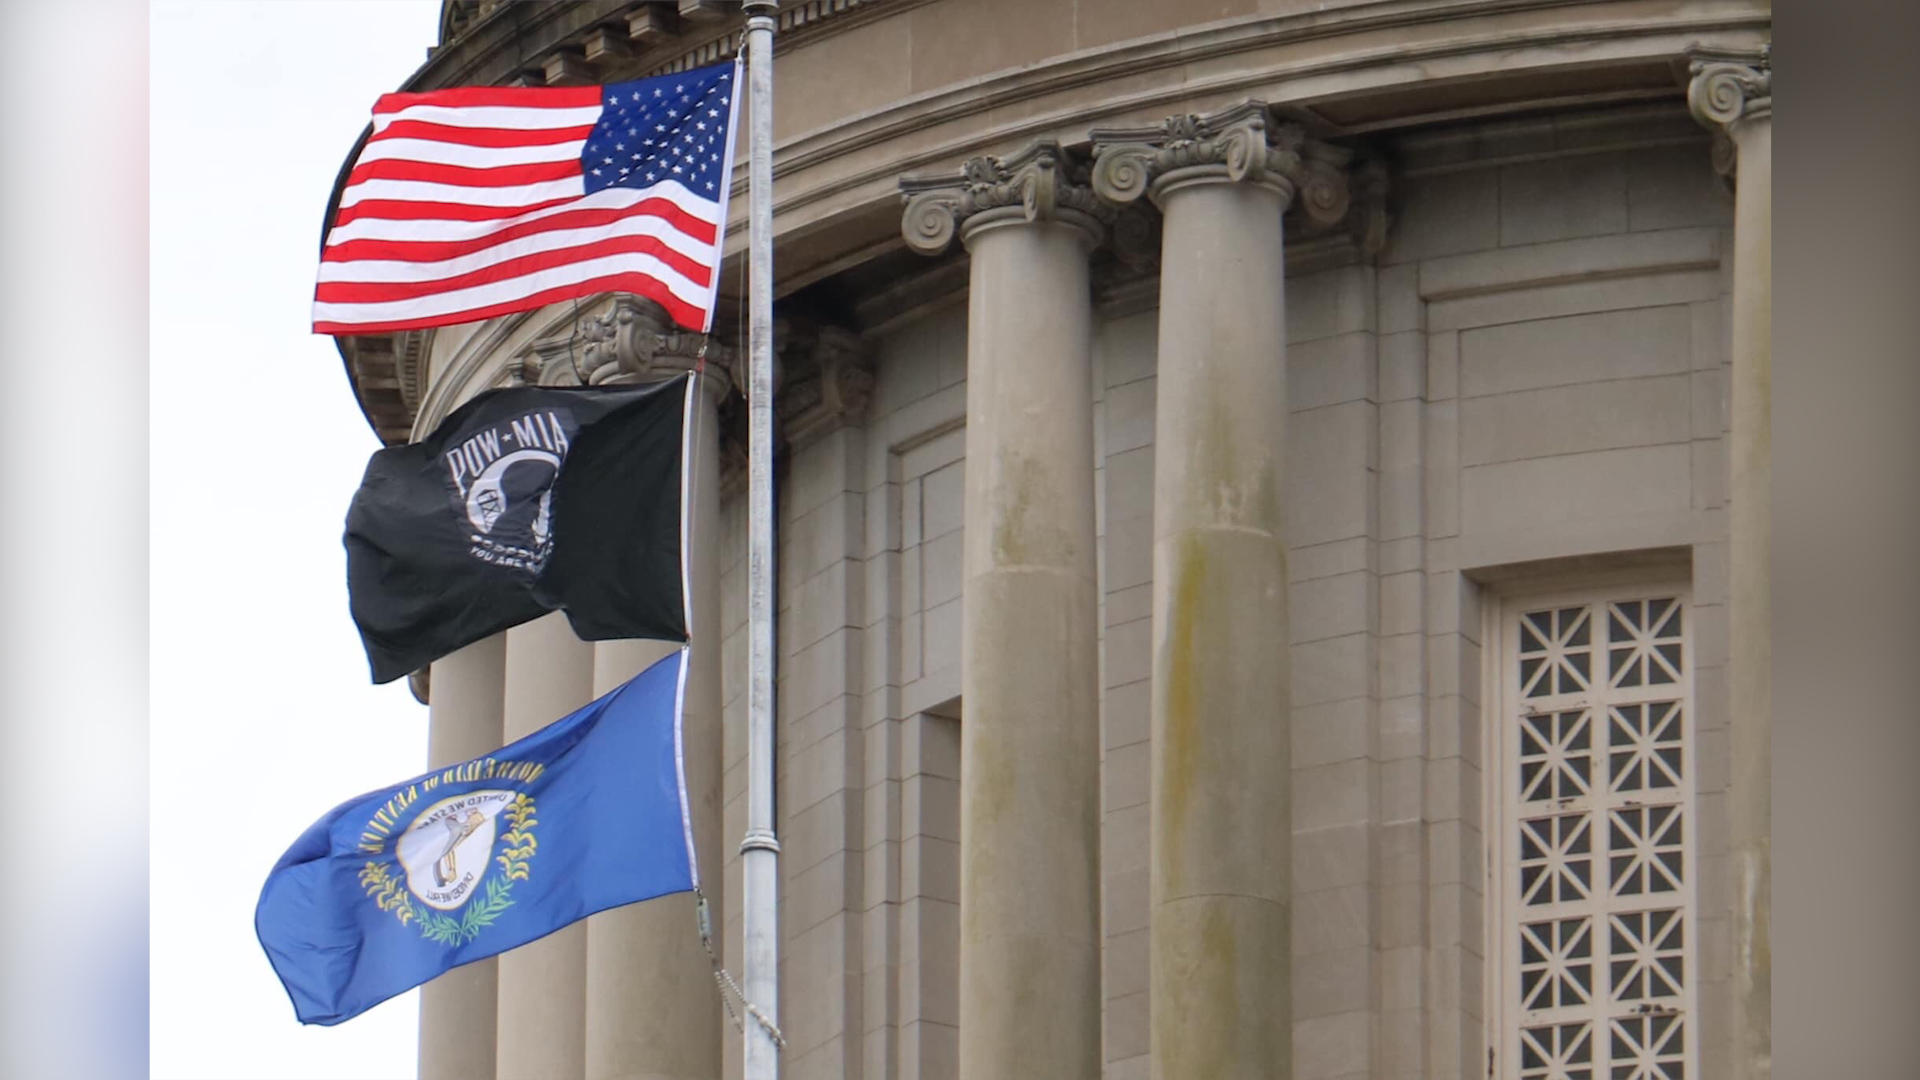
314, 60, 740, 337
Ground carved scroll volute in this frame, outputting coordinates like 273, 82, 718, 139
1685, 43, 1770, 188
1219, 113, 1271, 184
1297, 140, 1353, 230
901, 189, 963, 255
1022, 153, 1058, 223
1089, 142, 1157, 206
1687, 48, 1772, 129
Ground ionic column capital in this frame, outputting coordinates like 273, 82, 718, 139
513, 295, 736, 404
1089, 101, 1351, 228
1686, 44, 1772, 179
579, 296, 737, 403
899, 139, 1111, 255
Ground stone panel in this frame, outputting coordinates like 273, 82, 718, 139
1459, 305, 1692, 397
1497, 152, 1629, 246
1461, 443, 1693, 535
1460, 373, 1691, 465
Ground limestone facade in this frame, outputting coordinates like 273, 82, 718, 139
336, 3, 1773, 1079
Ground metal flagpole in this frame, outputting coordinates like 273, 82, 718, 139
741, 3, 782, 1080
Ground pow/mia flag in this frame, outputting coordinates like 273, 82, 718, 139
345, 374, 692, 684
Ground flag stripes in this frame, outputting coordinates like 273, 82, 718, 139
316, 63, 738, 337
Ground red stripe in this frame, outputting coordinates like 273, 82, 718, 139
315, 236, 713, 303
345, 157, 582, 189
373, 86, 603, 113
323, 199, 718, 261
315, 273, 707, 336
330, 196, 580, 227
366, 120, 596, 149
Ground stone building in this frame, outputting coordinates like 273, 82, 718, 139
327, 2, 1772, 1078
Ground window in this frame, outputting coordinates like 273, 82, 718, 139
1490, 587, 1695, 1080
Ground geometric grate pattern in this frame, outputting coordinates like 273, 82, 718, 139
1502, 593, 1694, 1080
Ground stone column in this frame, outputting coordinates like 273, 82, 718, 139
418, 636, 507, 1080
496, 611, 597, 1080
900, 141, 1109, 1080
579, 305, 732, 1080
1092, 103, 1348, 1080
1689, 45, 1772, 1080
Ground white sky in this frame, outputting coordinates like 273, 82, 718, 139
151, 3, 443, 1077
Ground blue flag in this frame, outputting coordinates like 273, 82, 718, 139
256, 649, 697, 1025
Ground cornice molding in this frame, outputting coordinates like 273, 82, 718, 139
347, 1, 1769, 446
753, 5, 1770, 242
898, 140, 1111, 256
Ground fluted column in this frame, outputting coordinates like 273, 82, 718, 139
418, 636, 507, 1080
496, 611, 597, 1080
1092, 103, 1349, 1080
581, 316, 732, 1080
900, 141, 1109, 1080
1689, 44, 1772, 1080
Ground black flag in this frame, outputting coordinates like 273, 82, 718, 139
345, 375, 692, 684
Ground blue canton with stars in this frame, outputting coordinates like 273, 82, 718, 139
583, 63, 735, 198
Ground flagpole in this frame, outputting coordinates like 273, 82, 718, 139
741, 3, 782, 1080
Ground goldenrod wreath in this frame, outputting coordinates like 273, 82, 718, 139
359, 793, 538, 946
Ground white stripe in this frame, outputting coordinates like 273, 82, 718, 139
313, 250, 710, 324
324, 181, 720, 247
355, 136, 586, 169
671, 646, 697, 891
370, 103, 602, 132
317, 214, 715, 285
339, 175, 587, 209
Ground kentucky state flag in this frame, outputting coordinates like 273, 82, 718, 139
256, 649, 697, 1025
346, 373, 695, 685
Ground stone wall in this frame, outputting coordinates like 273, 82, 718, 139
707, 102, 1737, 1080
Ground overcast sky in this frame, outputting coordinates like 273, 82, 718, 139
152, 3, 442, 1077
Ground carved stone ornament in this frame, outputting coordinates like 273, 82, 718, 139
580, 296, 737, 396
1686, 43, 1771, 182
1088, 101, 1349, 230
711, 317, 875, 496
514, 295, 737, 399
776, 324, 876, 450
899, 139, 1111, 256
